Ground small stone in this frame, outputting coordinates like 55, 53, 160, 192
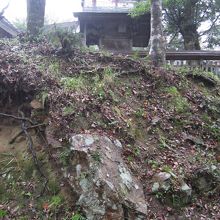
134, 184, 139, 190
151, 116, 160, 125
76, 164, 82, 177
30, 99, 43, 109
184, 134, 205, 146
114, 139, 122, 148
152, 182, 160, 192
211, 165, 217, 171
161, 181, 171, 191
181, 183, 192, 196
154, 172, 171, 182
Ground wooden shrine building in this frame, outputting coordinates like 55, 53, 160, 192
74, 0, 150, 51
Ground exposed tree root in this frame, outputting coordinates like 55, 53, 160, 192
9, 123, 47, 144
0, 111, 49, 196
0, 112, 34, 124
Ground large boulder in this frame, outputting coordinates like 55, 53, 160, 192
64, 134, 147, 220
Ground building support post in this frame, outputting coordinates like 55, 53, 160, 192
83, 22, 87, 46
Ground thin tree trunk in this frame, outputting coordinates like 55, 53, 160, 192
27, 0, 46, 37
149, 0, 166, 67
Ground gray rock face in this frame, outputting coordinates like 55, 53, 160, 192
67, 134, 147, 220
152, 172, 192, 208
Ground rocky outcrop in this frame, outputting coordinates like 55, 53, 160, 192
190, 165, 220, 196
63, 134, 147, 220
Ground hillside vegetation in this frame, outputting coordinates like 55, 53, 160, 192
0, 39, 220, 219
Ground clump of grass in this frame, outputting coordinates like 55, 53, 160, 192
59, 148, 72, 166
165, 86, 190, 113
48, 177, 60, 195
71, 212, 86, 220
60, 76, 86, 91
48, 61, 60, 76
103, 67, 116, 83
135, 108, 145, 118
176, 66, 220, 84
49, 195, 63, 207
92, 67, 116, 99
91, 150, 101, 164
62, 106, 75, 116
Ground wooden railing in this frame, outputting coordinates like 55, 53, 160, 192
166, 51, 220, 76
166, 51, 220, 60
121, 50, 220, 76
167, 60, 220, 76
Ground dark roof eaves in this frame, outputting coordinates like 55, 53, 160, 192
0, 16, 20, 36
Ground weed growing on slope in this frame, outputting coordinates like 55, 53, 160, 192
165, 86, 190, 113
61, 76, 86, 91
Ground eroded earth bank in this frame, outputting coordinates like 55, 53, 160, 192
0, 39, 220, 219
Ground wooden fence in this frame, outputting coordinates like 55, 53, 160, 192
124, 50, 220, 76
167, 60, 220, 76
166, 51, 220, 76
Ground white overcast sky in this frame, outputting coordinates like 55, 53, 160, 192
0, 0, 82, 23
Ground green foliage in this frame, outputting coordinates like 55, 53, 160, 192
205, 25, 220, 48
21, 158, 35, 179
159, 136, 169, 149
175, 67, 220, 89
133, 147, 141, 156
91, 151, 101, 164
131, 50, 140, 60
148, 159, 160, 169
49, 195, 62, 207
165, 86, 190, 113
36, 91, 49, 109
62, 106, 75, 116
0, 209, 7, 217
48, 178, 60, 195
131, 0, 220, 49
48, 61, 61, 76
165, 86, 179, 96
206, 123, 220, 142
71, 213, 86, 220
44, 26, 83, 50
91, 150, 102, 164
103, 67, 116, 83
59, 148, 72, 166
129, 1, 150, 17
135, 108, 145, 118
61, 76, 85, 91
92, 67, 116, 99
12, 18, 27, 31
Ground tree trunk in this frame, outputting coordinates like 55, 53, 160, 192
181, 29, 201, 50
27, 0, 46, 37
149, 0, 166, 67
180, 0, 201, 50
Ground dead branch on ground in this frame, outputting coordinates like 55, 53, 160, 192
0, 111, 49, 196
9, 123, 47, 144
18, 110, 49, 196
